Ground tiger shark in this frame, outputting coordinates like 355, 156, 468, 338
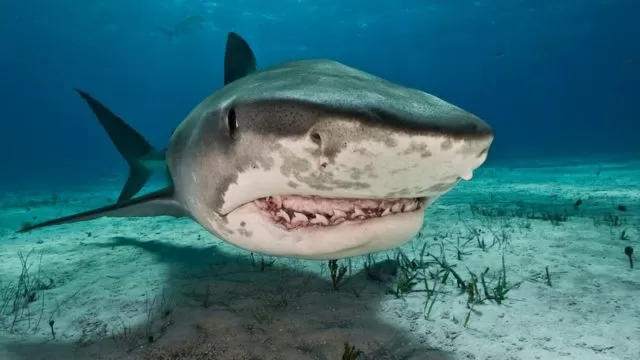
19, 32, 494, 260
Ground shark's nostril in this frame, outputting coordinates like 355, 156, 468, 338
310, 132, 322, 145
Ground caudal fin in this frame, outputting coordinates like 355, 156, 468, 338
74, 89, 165, 204
224, 32, 257, 85
17, 187, 183, 233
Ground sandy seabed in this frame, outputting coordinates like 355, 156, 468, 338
0, 159, 638, 360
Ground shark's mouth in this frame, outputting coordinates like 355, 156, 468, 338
253, 195, 427, 230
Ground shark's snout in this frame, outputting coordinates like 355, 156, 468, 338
300, 99, 493, 182
420, 106, 494, 139
304, 92, 493, 171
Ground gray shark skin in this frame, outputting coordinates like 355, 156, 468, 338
18, 33, 494, 260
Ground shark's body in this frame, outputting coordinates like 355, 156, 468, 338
19, 33, 493, 260
158, 15, 206, 39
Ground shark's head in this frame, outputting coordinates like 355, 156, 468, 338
168, 59, 493, 259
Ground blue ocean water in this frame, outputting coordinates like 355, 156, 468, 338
1, 0, 638, 188
1, 1, 639, 360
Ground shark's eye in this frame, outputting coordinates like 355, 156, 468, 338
227, 107, 238, 139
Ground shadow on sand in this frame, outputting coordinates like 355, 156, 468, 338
2, 236, 454, 360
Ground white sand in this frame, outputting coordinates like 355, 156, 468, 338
0, 159, 638, 360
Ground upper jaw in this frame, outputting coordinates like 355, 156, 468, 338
217, 131, 492, 217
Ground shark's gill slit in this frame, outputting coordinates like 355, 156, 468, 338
253, 195, 426, 230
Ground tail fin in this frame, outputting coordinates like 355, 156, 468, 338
224, 32, 257, 85
74, 89, 164, 204
17, 187, 184, 233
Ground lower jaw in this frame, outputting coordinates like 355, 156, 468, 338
219, 200, 427, 259
271, 209, 425, 259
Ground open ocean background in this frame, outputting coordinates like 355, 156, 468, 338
1, 0, 638, 190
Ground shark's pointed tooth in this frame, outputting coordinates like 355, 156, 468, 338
311, 214, 330, 226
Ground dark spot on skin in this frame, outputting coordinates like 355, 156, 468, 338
237, 228, 253, 237
354, 147, 374, 156
294, 171, 371, 191
279, 149, 312, 177
350, 168, 363, 180
240, 221, 246, 227
390, 168, 409, 175
297, 180, 334, 191
441, 139, 453, 150
259, 156, 275, 170
389, 163, 419, 175
385, 188, 413, 197
217, 221, 234, 233
303, 146, 321, 157
399, 142, 432, 158
456, 142, 481, 156
349, 163, 377, 180
287, 181, 299, 188
348, 163, 377, 180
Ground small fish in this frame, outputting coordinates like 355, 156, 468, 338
158, 15, 205, 39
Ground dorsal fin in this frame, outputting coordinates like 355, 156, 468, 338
224, 32, 257, 85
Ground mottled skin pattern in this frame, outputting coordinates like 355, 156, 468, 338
167, 59, 494, 259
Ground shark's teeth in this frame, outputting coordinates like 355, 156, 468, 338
310, 214, 330, 226
291, 212, 309, 226
330, 209, 347, 223
276, 209, 290, 223
351, 207, 366, 220
391, 202, 402, 213
254, 198, 267, 209
403, 202, 418, 212
272, 196, 283, 209
259, 196, 426, 229
378, 200, 393, 211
